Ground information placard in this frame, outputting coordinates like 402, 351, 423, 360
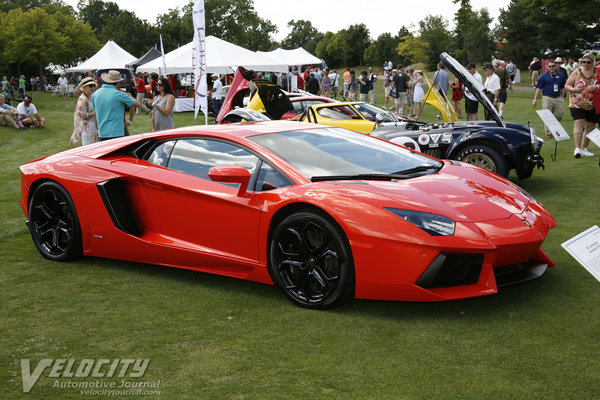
536, 109, 570, 141
586, 128, 600, 147
561, 225, 600, 282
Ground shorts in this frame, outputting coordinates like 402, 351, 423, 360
395, 92, 408, 105
343, 81, 349, 92
498, 92, 507, 103
531, 70, 539, 81
384, 86, 391, 97
570, 107, 598, 123
465, 97, 479, 114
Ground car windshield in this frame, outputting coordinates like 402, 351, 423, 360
353, 103, 399, 122
248, 127, 442, 180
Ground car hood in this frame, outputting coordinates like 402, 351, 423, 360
440, 52, 505, 128
327, 163, 528, 222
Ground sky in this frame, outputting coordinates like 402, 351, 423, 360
65, 0, 512, 41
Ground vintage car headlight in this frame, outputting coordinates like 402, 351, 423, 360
530, 127, 543, 144
385, 208, 455, 236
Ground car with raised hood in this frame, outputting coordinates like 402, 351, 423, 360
221, 55, 545, 180
371, 53, 545, 180
20, 122, 555, 309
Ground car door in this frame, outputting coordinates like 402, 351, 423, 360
135, 137, 263, 265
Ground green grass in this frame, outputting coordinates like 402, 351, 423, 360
1, 83, 600, 400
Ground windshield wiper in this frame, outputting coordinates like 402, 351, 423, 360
392, 165, 441, 175
311, 173, 412, 182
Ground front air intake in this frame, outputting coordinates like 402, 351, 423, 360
416, 253, 483, 288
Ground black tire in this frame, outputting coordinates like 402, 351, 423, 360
28, 182, 82, 261
269, 210, 355, 309
455, 144, 508, 177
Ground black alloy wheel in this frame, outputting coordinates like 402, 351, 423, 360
455, 144, 508, 177
269, 210, 355, 309
28, 182, 82, 261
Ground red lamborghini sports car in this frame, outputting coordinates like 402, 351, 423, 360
19, 121, 556, 308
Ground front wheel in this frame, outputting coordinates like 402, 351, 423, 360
28, 181, 82, 261
269, 210, 355, 309
455, 144, 508, 177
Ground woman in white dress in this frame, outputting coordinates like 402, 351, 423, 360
412, 70, 425, 117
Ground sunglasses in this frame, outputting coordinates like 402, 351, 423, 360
581, 60, 593, 64
156, 83, 163, 86
548, 65, 556, 68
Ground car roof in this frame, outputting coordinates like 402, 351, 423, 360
70, 121, 323, 159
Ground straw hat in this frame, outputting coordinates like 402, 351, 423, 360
101, 70, 125, 84
75, 76, 97, 93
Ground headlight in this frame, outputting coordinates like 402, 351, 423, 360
530, 127, 543, 145
385, 208, 455, 236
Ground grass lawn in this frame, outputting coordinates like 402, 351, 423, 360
1, 79, 600, 399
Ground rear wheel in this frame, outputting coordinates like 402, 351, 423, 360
28, 182, 82, 261
455, 144, 508, 177
269, 210, 355, 309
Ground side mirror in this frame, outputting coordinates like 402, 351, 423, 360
208, 165, 251, 196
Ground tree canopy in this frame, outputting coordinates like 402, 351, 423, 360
0, 0, 597, 77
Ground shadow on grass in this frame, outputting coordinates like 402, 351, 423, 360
69, 253, 563, 321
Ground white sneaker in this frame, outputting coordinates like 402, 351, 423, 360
581, 148, 595, 157
574, 148, 582, 158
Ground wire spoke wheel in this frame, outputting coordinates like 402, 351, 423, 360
270, 210, 354, 309
456, 145, 507, 177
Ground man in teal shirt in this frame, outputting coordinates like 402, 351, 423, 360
92, 70, 140, 140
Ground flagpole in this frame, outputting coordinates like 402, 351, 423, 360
192, 0, 208, 123
160, 34, 167, 78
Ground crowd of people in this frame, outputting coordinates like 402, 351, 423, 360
3, 53, 600, 159
531, 53, 600, 158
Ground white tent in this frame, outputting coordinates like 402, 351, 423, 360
66, 41, 137, 72
136, 36, 288, 75
256, 47, 322, 67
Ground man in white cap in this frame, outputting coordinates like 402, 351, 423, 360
92, 70, 140, 140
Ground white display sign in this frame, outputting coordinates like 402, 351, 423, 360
536, 109, 570, 141
586, 128, 600, 147
561, 225, 600, 282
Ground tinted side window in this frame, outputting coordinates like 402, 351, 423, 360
147, 141, 176, 167
254, 162, 291, 192
167, 139, 258, 183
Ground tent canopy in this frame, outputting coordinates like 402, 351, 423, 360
127, 47, 162, 71
66, 41, 137, 72
136, 36, 288, 75
256, 47, 321, 67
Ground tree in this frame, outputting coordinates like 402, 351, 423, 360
452, 0, 473, 64
364, 32, 399, 68
77, 0, 121, 39
496, 0, 600, 67
396, 35, 428, 66
204, 0, 277, 51
100, 9, 156, 55
464, 9, 495, 63
344, 24, 371, 66
52, 11, 100, 66
0, 8, 65, 76
155, 6, 193, 51
281, 20, 323, 55
0, 0, 73, 13
418, 15, 452, 69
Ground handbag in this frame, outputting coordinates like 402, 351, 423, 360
593, 67, 600, 114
